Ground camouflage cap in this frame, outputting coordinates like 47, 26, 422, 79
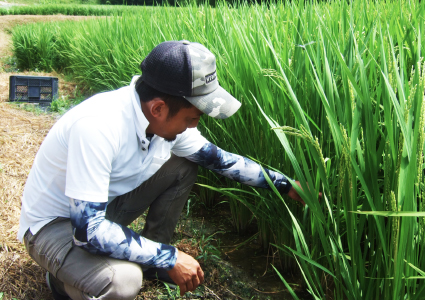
140, 40, 241, 119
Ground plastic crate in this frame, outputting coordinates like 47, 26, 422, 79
9, 75, 58, 104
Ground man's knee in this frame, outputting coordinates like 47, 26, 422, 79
167, 154, 198, 183
179, 156, 198, 182
101, 261, 143, 300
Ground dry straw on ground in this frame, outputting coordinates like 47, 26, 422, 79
0, 102, 55, 299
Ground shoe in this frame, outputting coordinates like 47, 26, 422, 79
46, 272, 71, 300
143, 267, 178, 289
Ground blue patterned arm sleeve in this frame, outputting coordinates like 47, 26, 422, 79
186, 143, 292, 194
69, 199, 177, 270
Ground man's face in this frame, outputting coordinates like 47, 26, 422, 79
158, 105, 204, 142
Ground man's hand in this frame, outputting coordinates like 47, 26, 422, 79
167, 250, 204, 296
287, 181, 322, 206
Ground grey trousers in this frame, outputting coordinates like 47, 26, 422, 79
24, 154, 198, 300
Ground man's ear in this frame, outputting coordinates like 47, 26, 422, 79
149, 98, 168, 119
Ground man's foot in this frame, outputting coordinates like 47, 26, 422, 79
46, 272, 71, 300
143, 267, 178, 289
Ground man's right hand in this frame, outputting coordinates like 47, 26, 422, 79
167, 250, 204, 296
287, 180, 322, 206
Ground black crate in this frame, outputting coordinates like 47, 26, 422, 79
9, 75, 58, 104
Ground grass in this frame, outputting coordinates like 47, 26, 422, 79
8, 102, 46, 114
7, 0, 425, 298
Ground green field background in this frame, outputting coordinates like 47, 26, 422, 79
9, 1, 425, 299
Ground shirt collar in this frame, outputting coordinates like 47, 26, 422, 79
130, 75, 150, 144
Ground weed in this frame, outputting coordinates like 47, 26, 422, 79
50, 86, 86, 114
191, 222, 223, 264
50, 97, 70, 114
8, 102, 46, 115
160, 283, 180, 300
196, 235, 221, 264
1, 56, 19, 73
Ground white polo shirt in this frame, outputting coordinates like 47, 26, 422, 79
18, 76, 208, 242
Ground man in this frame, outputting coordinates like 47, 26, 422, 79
18, 40, 303, 300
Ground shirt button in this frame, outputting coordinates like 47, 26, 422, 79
142, 147, 146, 151
142, 140, 145, 144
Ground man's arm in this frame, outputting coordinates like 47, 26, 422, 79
69, 198, 177, 269
70, 199, 204, 295
185, 142, 293, 194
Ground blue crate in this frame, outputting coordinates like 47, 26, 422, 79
9, 75, 58, 104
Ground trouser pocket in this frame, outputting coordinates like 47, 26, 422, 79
24, 217, 73, 277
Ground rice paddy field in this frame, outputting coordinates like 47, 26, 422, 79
5, 0, 425, 299
0, 3, 138, 15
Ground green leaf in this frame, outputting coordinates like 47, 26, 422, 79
271, 265, 301, 300
351, 211, 425, 217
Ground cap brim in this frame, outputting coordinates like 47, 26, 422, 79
183, 86, 241, 119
